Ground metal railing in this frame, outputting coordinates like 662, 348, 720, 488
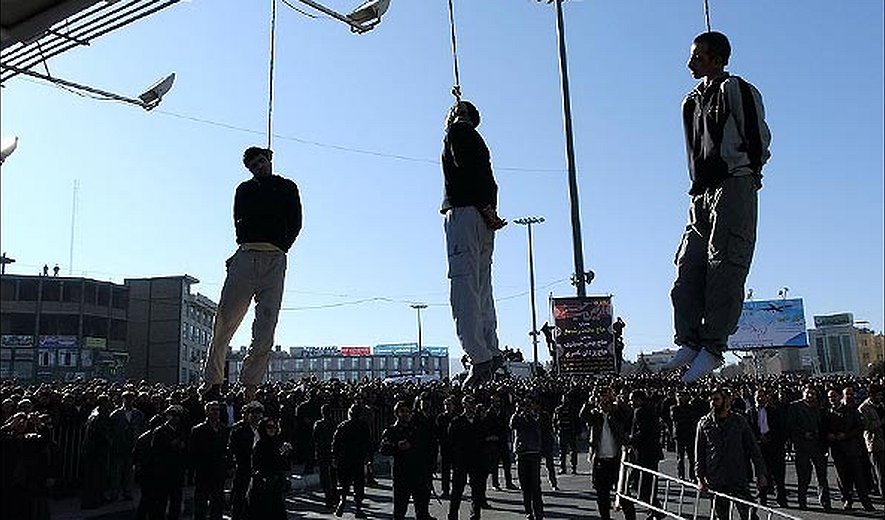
615, 452, 804, 520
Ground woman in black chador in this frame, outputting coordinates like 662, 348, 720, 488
248, 417, 291, 520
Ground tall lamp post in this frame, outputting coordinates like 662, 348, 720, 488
515, 217, 544, 367
540, 0, 588, 297
410, 303, 428, 373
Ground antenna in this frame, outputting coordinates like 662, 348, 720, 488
69, 179, 79, 275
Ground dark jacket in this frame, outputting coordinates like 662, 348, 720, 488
670, 403, 701, 442
441, 121, 497, 212
332, 418, 372, 469
234, 174, 302, 252
582, 403, 629, 462
788, 400, 826, 450
824, 404, 867, 456
229, 421, 257, 476
448, 413, 486, 471
312, 417, 336, 463
510, 410, 542, 456
745, 404, 787, 447
629, 403, 664, 462
695, 411, 765, 491
682, 73, 771, 195
190, 421, 229, 481
379, 419, 434, 481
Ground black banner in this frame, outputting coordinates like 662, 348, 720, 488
552, 296, 614, 375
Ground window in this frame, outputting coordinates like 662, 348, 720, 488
112, 287, 128, 310
62, 281, 82, 303
19, 280, 38, 301
1, 313, 36, 335
38, 350, 53, 367
83, 316, 108, 337
350, 358, 359, 369
41, 280, 61, 302
110, 319, 127, 341
97, 286, 110, 307
377, 357, 386, 369
39, 314, 79, 335
364, 357, 373, 369
59, 350, 76, 367
0, 279, 15, 301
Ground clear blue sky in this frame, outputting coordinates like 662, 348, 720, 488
1, 0, 883, 370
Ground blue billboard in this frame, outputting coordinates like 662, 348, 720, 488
728, 298, 809, 350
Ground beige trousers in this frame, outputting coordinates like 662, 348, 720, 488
202, 247, 287, 386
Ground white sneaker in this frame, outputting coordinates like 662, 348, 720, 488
661, 346, 700, 372
681, 348, 724, 383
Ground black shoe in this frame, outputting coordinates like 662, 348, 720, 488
354, 508, 367, 519
464, 359, 494, 387
842, 501, 853, 511
861, 502, 876, 512
777, 498, 788, 508
335, 499, 345, 517
506, 483, 519, 490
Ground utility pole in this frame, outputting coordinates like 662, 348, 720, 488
515, 217, 544, 367
410, 303, 428, 373
551, 0, 588, 296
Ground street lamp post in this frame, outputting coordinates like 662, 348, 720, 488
410, 303, 428, 373
547, 0, 587, 297
515, 217, 545, 367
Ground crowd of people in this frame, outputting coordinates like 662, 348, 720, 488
1, 370, 883, 520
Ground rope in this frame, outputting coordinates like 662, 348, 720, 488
446, 0, 461, 100
703, 0, 712, 32
267, 0, 278, 149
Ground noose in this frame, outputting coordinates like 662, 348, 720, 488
446, 0, 462, 100
703, 0, 712, 32
267, 0, 278, 149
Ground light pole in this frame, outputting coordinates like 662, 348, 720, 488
515, 216, 544, 367
410, 303, 428, 373
778, 287, 789, 300
542, 0, 588, 297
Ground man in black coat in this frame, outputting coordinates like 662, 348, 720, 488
147, 405, 188, 520
670, 390, 700, 482
313, 403, 338, 511
745, 388, 788, 507
190, 401, 229, 520
380, 401, 435, 520
108, 391, 145, 501
333, 403, 372, 518
436, 396, 460, 498
448, 394, 489, 520
228, 400, 264, 520
623, 390, 664, 520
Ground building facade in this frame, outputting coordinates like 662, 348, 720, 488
807, 313, 884, 375
1, 274, 129, 382
226, 343, 450, 383
125, 275, 217, 385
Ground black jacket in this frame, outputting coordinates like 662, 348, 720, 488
379, 419, 434, 481
228, 421, 257, 476
695, 412, 766, 490
448, 413, 486, 471
441, 121, 497, 212
332, 418, 373, 469
190, 421, 229, 480
234, 174, 302, 252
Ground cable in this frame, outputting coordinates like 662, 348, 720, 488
446, 0, 462, 100
267, 0, 278, 149
279, 0, 319, 19
703, 0, 712, 32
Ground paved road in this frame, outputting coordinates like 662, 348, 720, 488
51, 453, 884, 520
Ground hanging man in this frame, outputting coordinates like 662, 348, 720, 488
440, 100, 507, 387
666, 31, 772, 382
200, 147, 302, 399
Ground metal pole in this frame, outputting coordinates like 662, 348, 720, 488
527, 222, 539, 366
411, 303, 427, 372
553, 0, 586, 297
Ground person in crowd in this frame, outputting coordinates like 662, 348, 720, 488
448, 394, 489, 520
612, 317, 626, 374
824, 386, 875, 511
379, 400, 435, 520
108, 390, 145, 502
190, 400, 229, 520
80, 393, 113, 509
313, 403, 339, 511
553, 394, 578, 475
538, 400, 559, 491
486, 394, 516, 491
247, 417, 292, 520
623, 389, 664, 520
412, 392, 440, 504
436, 396, 460, 498
581, 385, 629, 520
229, 400, 264, 520
667, 31, 772, 382
146, 405, 188, 520
745, 387, 788, 507
333, 403, 373, 518
200, 146, 303, 401
669, 390, 699, 482
440, 100, 507, 387
858, 383, 885, 497
788, 385, 832, 511
695, 387, 767, 520
511, 396, 545, 520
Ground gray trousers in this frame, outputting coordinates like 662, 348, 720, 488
202, 247, 286, 386
671, 175, 758, 350
444, 207, 500, 365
